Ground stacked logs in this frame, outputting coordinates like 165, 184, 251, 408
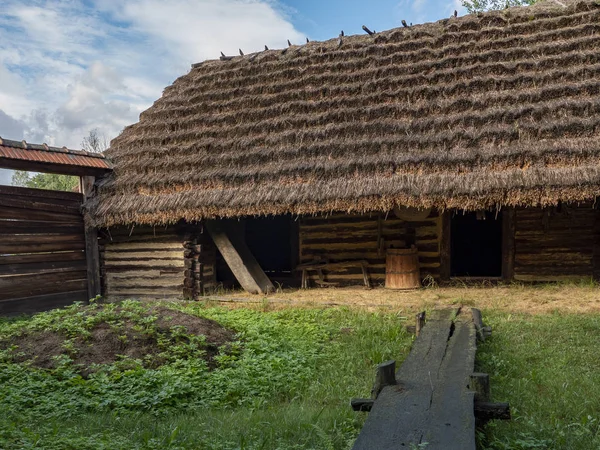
183, 226, 217, 299
183, 238, 202, 300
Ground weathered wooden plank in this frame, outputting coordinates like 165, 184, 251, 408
104, 257, 184, 267
426, 313, 477, 449
353, 308, 478, 450
103, 241, 184, 251
0, 277, 88, 301
104, 250, 184, 259
0, 290, 89, 316
107, 277, 183, 288
0, 259, 87, 276
105, 287, 183, 296
0, 241, 85, 255
514, 274, 591, 282
0, 234, 85, 245
0, 196, 81, 215
0, 221, 83, 235
0, 206, 83, 222
353, 309, 463, 449
0, 185, 83, 202
0, 251, 85, 265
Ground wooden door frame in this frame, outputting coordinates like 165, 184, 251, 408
440, 208, 515, 283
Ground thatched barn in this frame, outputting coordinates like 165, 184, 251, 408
87, 0, 600, 299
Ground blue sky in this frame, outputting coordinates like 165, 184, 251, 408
0, 0, 464, 185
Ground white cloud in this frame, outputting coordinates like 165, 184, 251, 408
395, 0, 467, 25
0, 169, 13, 186
0, 0, 304, 149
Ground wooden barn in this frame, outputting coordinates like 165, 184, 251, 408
85, 0, 600, 299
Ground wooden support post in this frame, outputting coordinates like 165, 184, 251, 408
502, 208, 515, 282
361, 263, 371, 289
372, 360, 396, 398
469, 372, 490, 402
474, 402, 511, 421
472, 308, 492, 342
415, 311, 426, 337
440, 211, 451, 282
350, 398, 375, 412
85, 226, 100, 300
81, 175, 100, 300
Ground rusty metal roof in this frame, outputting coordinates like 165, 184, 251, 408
0, 137, 112, 174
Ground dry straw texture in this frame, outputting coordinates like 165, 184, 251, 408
89, 0, 600, 226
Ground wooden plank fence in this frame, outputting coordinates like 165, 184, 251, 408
0, 186, 89, 315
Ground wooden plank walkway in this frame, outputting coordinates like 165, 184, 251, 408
352, 307, 478, 450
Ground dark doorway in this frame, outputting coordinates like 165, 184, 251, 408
215, 215, 299, 288
450, 211, 502, 277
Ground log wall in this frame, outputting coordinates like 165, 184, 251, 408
0, 186, 88, 315
513, 204, 600, 282
100, 226, 188, 299
182, 226, 217, 299
99, 224, 216, 300
299, 211, 442, 287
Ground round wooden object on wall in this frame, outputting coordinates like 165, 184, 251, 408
393, 206, 432, 221
385, 247, 421, 290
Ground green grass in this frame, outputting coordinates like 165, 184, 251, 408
0, 301, 413, 449
478, 311, 600, 450
1, 301, 600, 449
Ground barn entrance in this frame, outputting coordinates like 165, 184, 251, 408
450, 211, 503, 278
214, 215, 299, 289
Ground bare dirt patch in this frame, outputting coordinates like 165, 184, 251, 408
5, 307, 236, 374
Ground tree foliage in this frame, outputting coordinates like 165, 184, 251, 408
11, 171, 79, 191
462, 0, 536, 13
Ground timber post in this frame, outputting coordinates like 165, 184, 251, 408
82, 175, 101, 300
415, 311, 426, 337
372, 360, 396, 398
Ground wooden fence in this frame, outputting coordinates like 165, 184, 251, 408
0, 186, 89, 315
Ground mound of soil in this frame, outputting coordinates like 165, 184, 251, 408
4, 307, 236, 375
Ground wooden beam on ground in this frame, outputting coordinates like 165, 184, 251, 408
205, 220, 274, 294
352, 308, 477, 450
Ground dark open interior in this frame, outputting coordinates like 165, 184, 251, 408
216, 215, 299, 288
450, 211, 503, 277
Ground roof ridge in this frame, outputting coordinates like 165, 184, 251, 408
190, 0, 595, 68
0, 136, 106, 159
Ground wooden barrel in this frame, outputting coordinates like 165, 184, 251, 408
385, 247, 421, 289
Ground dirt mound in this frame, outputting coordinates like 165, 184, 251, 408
4, 306, 236, 375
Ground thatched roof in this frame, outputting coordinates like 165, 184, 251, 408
89, 0, 600, 227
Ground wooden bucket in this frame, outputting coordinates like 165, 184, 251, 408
385, 247, 421, 289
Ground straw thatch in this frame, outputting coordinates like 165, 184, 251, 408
88, 0, 600, 227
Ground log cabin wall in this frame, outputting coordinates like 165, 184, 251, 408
183, 226, 217, 299
513, 204, 600, 282
299, 211, 442, 287
100, 226, 189, 300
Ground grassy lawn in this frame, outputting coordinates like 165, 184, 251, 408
0, 286, 599, 449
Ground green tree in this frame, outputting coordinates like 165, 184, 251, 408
11, 171, 79, 191
462, 0, 536, 13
